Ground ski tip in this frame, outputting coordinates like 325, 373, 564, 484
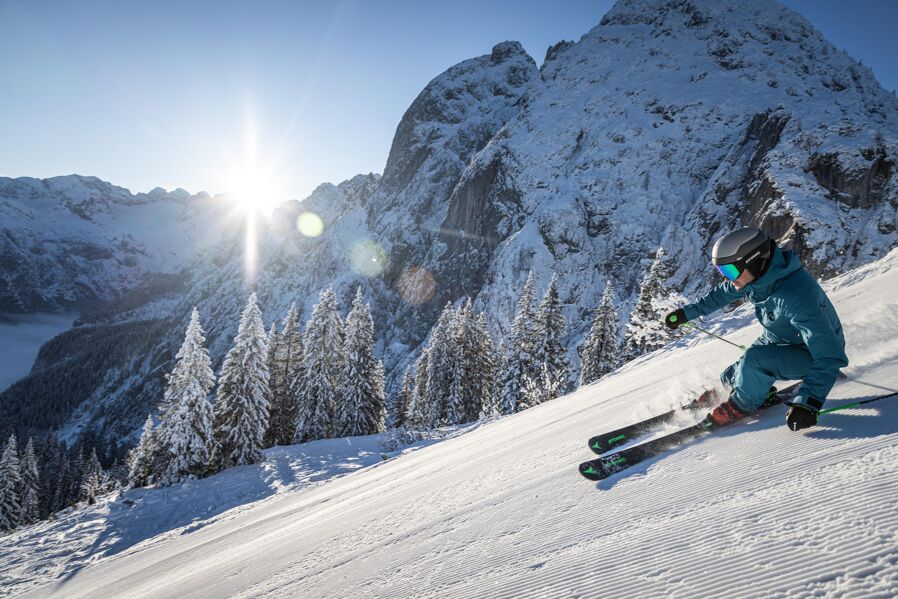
579, 460, 607, 481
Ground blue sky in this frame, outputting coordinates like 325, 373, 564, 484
1, 0, 896, 209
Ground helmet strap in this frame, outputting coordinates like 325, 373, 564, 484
745, 240, 775, 279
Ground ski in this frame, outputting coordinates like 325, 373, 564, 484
587, 388, 720, 454
580, 420, 712, 481
579, 382, 802, 481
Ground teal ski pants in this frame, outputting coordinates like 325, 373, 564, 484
721, 344, 813, 412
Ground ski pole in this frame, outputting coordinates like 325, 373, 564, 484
681, 322, 746, 351
817, 391, 898, 415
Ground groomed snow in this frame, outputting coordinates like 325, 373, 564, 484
6, 248, 898, 598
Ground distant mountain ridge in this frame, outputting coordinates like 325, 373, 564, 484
0, 174, 228, 313
2, 0, 897, 446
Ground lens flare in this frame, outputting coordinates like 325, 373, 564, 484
397, 266, 436, 305
297, 212, 324, 237
349, 240, 387, 277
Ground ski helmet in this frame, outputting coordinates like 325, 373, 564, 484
711, 227, 773, 281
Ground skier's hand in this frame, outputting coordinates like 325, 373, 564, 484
664, 308, 688, 330
786, 403, 818, 431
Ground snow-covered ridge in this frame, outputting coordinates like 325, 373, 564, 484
0, 174, 228, 313
5, 245, 898, 599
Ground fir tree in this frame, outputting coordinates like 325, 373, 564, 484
579, 281, 621, 386
47, 441, 69, 514
500, 272, 538, 414
19, 438, 40, 524
393, 366, 414, 429
266, 304, 303, 446
407, 349, 429, 429
128, 415, 158, 488
211, 292, 271, 471
444, 301, 472, 426
295, 288, 344, 442
522, 274, 571, 409
264, 322, 281, 441
482, 340, 505, 419
442, 300, 495, 425
424, 302, 456, 427
0, 434, 22, 531
157, 308, 217, 485
470, 311, 497, 421
622, 247, 672, 361
80, 449, 108, 505
336, 288, 387, 437
66, 449, 85, 509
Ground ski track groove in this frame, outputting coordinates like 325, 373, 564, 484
231, 395, 898, 599
249, 372, 898, 599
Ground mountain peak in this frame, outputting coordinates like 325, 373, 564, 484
490, 40, 528, 64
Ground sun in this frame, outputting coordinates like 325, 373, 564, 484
227, 163, 284, 216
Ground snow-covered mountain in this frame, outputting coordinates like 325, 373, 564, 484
0, 175, 230, 313
4, 0, 898, 446
4, 245, 898, 598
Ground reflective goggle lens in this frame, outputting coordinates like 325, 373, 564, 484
716, 263, 741, 281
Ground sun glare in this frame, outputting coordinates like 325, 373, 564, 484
222, 105, 289, 218
222, 103, 295, 285
227, 164, 283, 217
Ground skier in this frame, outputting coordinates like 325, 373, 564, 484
663, 227, 848, 431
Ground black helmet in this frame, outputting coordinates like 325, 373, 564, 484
712, 227, 773, 281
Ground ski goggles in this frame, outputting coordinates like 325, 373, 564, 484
715, 262, 743, 281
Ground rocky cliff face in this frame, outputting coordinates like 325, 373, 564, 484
4, 0, 898, 444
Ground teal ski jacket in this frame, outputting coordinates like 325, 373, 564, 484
683, 246, 848, 409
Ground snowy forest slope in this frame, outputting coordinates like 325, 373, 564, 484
8, 247, 898, 599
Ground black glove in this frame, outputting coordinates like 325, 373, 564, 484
664, 308, 688, 330
786, 403, 818, 431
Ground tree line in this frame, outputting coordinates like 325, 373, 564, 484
2, 249, 679, 532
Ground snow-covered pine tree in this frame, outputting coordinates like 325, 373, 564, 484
444, 301, 472, 426
79, 448, 107, 505
66, 449, 85, 509
500, 271, 538, 414
156, 308, 217, 485
393, 366, 414, 429
622, 247, 672, 361
47, 442, 70, 514
267, 303, 303, 446
371, 359, 387, 433
523, 274, 571, 409
128, 415, 158, 488
295, 288, 344, 442
481, 339, 505, 419
579, 281, 621, 386
264, 321, 281, 444
0, 434, 22, 531
470, 311, 497, 421
424, 302, 456, 427
336, 288, 387, 437
407, 349, 429, 429
19, 437, 40, 524
210, 292, 271, 471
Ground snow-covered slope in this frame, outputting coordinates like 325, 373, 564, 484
6, 247, 898, 598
